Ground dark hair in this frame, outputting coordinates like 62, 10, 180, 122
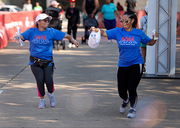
123, 12, 137, 28
145, 10, 148, 15
36, 23, 38, 28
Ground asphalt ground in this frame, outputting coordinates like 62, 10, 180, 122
0, 28, 179, 128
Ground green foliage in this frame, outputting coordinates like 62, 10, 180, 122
2, 0, 6, 3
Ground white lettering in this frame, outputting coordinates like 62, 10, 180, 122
25, 17, 35, 28
5, 21, 23, 30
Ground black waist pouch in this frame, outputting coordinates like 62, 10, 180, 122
30, 56, 53, 68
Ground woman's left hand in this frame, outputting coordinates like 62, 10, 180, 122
152, 30, 159, 40
73, 40, 79, 48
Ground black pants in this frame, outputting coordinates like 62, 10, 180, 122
117, 64, 143, 108
67, 24, 77, 41
31, 65, 54, 97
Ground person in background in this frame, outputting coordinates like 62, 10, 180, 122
125, 0, 137, 13
34, 2, 43, 11
90, 12, 158, 118
101, 0, 121, 42
13, 13, 79, 109
140, 5, 148, 72
58, 4, 64, 22
58, 4, 64, 30
46, 0, 62, 48
177, 19, 179, 36
82, 0, 99, 41
50, 0, 59, 8
23, 0, 32, 11
66, 0, 80, 48
47, 0, 61, 20
116, 1, 124, 11
82, 0, 99, 18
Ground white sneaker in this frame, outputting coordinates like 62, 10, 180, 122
48, 93, 56, 107
38, 99, 45, 109
127, 109, 136, 118
72, 44, 76, 48
68, 43, 72, 48
108, 40, 111, 43
120, 100, 129, 113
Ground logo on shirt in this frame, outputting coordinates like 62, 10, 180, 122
119, 36, 137, 45
32, 35, 49, 44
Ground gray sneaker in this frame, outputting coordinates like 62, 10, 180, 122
38, 99, 45, 109
120, 100, 129, 113
127, 109, 136, 118
48, 93, 56, 107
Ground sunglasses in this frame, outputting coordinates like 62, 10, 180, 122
120, 20, 130, 24
42, 19, 50, 23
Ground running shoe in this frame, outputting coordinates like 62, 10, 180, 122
48, 93, 56, 107
38, 99, 45, 109
68, 43, 72, 48
72, 44, 76, 48
119, 100, 129, 113
127, 109, 136, 118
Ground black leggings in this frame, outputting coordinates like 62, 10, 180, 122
117, 64, 143, 108
67, 24, 77, 40
31, 65, 54, 97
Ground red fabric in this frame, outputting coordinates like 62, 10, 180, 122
0, 25, 8, 49
177, 12, 180, 36
0, 13, 8, 49
3, 11, 41, 40
0, 11, 41, 49
116, 2, 124, 11
69, 0, 76, 2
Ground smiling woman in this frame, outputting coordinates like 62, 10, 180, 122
89, 11, 158, 119
13, 13, 79, 109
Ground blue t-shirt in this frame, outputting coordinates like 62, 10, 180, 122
21, 27, 66, 65
106, 27, 151, 67
101, 3, 117, 20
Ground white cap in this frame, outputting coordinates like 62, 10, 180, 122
50, 0, 59, 6
35, 13, 52, 23
145, 5, 148, 13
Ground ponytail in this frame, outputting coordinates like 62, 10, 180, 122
123, 12, 137, 28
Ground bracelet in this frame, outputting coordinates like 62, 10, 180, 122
71, 38, 75, 42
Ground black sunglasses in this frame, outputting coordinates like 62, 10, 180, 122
120, 20, 130, 24
42, 18, 50, 23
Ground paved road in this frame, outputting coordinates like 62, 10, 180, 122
0, 30, 179, 128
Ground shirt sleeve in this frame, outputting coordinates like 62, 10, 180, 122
113, 4, 117, 11
105, 27, 118, 40
101, 5, 105, 13
51, 28, 66, 41
21, 28, 33, 41
141, 31, 151, 44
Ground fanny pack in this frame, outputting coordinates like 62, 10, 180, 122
30, 56, 53, 68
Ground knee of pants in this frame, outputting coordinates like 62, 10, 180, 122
37, 81, 44, 87
45, 79, 53, 86
118, 89, 128, 99
128, 89, 137, 98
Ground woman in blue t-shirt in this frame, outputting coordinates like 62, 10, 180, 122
14, 13, 79, 109
90, 12, 158, 118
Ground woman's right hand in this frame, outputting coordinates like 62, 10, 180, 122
13, 32, 21, 40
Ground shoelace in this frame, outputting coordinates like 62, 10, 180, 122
129, 109, 136, 113
122, 101, 128, 108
